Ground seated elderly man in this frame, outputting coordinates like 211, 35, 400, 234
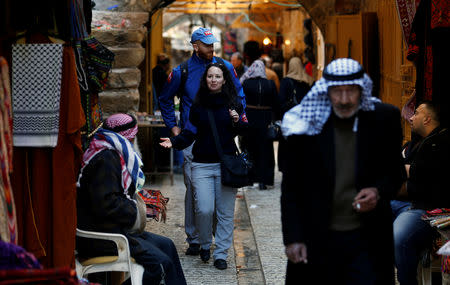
76, 114, 186, 285
394, 101, 450, 285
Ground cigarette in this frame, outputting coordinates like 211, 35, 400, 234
356, 203, 361, 210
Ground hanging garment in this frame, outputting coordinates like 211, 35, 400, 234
0, 57, 17, 244
0, 57, 13, 170
11, 46, 85, 268
12, 44, 63, 147
407, 0, 450, 126
395, 0, 421, 44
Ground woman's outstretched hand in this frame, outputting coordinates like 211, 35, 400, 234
229, 109, 239, 123
159, 138, 173, 148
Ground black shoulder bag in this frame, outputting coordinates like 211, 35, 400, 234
207, 110, 250, 188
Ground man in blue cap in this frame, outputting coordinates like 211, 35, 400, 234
158, 27, 246, 256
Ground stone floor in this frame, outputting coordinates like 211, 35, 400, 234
145, 169, 286, 285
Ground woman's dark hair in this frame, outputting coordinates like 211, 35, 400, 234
194, 62, 242, 113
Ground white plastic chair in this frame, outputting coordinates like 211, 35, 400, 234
418, 247, 442, 285
75, 228, 144, 285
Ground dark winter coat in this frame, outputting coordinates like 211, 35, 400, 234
408, 126, 450, 210
278, 77, 310, 118
281, 103, 406, 284
170, 94, 247, 163
76, 150, 145, 258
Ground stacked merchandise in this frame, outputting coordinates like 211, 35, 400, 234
422, 208, 450, 230
138, 189, 169, 222
422, 208, 450, 273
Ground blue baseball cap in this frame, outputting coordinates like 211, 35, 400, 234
190, 27, 218, 45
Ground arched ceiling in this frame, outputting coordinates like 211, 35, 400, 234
164, 0, 303, 14
163, 0, 304, 33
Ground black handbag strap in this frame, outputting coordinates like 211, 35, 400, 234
207, 110, 225, 160
207, 110, 242, 158
289, 78, 299, 105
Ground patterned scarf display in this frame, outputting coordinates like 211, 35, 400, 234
77, 128, 145, 198
281, 58, 380, 136
11, 44, 64, 147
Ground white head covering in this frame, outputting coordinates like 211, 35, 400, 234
281, 58, 380, 136
240, 60, 267, 84
285, 57, 313, 85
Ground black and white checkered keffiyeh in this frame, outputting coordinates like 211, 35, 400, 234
281, 58, 380, 136
12, 44, 63, 147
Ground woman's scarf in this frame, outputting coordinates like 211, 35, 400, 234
281, 58, 380, 136
77, 128, 145, 198
285, 57, 313, 85
240, 60, 267, 84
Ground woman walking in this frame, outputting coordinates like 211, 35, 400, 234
240, 60, 278, 190
277, 57, 311, 173
160, 63, 247, 270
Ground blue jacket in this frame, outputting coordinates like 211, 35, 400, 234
158, 53, 246, 131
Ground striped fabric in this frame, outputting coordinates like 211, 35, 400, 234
77, 129, 145, 198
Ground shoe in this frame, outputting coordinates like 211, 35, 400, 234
259, 183, 267, 190
214, 259, 227, 270
185, 243, 200, 255
200, 248, 210, 262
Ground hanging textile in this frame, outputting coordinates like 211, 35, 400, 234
0, 66, 16, 244
12, 44, 64, 147
70, 0, 114, 149
407, 0, 450, 126
0, 57, 17, 245
223, 31, 238, 58
11, 46, 85, 268
395, 0, 421, 44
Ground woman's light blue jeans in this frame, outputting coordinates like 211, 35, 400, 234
394, 208, 435, 285
191, 162, 237, 261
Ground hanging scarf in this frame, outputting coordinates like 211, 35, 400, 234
77, 128, 145, 198
240, 59, 267, 84
281, 58, 380, 136
12, 44, 64, 147
285, 57, 313, 85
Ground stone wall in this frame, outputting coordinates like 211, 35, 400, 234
92, 11, 148, 116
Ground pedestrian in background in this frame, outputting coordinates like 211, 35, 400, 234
277, 57, 311, 173
230, 52, 247, 79
281, 58, 405, 285
152, 53, 170, 99
158, 27, 246, 257
241, 60, 278, 190
160, 63, 247, 270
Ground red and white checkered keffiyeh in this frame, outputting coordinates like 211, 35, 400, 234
105, 114, 138, 141
77, 114, 144, 198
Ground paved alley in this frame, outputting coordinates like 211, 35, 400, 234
145, 170, 286, 285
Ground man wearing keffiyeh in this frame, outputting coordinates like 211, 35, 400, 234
280, 58, 406, 285
76, 113, 186, 285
